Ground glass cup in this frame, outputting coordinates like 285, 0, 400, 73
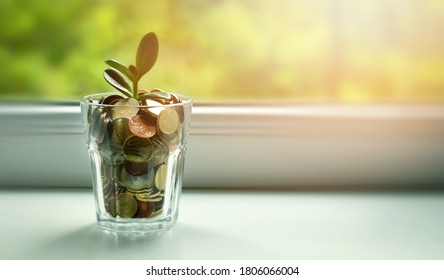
80, 92, 192, 232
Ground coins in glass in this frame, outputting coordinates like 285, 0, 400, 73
135, 188, 162, 202
136, 200, 155, 218
123, 136, 154, 163
124, 160, 149, 176
169, 93, 181, 104
104, 194, 117, 218
116, 193, 138, 218
154, 163, 167, 191
101, 94, 124, 105
100, 139, 125, 165
120, 166, 154, 191
90, 109, 110, 143
164, 132, 181, 153
150, 138, 169, 166
110, 118, 133, 148
157, 108, 179, 136
129, 114, 156, 139
111, 98, 139, 120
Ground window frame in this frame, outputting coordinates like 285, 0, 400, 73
1, 102, 444, 189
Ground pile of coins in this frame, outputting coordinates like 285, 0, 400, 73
88, 90, 184, 219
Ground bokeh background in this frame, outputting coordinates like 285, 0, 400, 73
1, 0, 444, 102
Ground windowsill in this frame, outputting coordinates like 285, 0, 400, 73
0, 102, 444, 189
1, 187, 443, 259
1, 102, 444, 259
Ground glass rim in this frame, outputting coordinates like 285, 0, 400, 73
80, 92, 192, 108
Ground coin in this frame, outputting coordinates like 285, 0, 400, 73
152, 208, 163, 217
157, 108, 179, 136
105, 196, 117, 217
169, 94, 184, 123
139, 97, 164, 107
126, 186, 154, 194
100, 140, 125, 165
139, 196, 162, 202
169, 93, 181, 104
149, 88, 164, 93
145, 168, 155, 189
154, 163, 167, 191
165, 132, 181, 153
139, 90, 171, 103
151, 198, 164, 217
102, 180, 114, 198
128, 114, 156, 139
127, 187, 154, 195
151, 89, 171, 101
150, 138, 169, 166
123, 136, 154, 163
114, 164, 125, 186
120, 165, 154, 191
101, 94, 124, 105
110, 118, 133, 148
90, 109, 110, 143
136, 199, 155, 218
135, 189, 161, 202
124, 160, 149, 176
174, 105, 185, 124
111, 98, 139, 120
116, 193, 137, 218
154, 199, 164, 210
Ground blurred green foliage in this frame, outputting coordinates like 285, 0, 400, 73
1, 0, 444, 102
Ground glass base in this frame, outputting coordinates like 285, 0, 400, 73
97, 212, 178, 233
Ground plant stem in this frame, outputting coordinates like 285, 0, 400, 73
133, 81, 138, 99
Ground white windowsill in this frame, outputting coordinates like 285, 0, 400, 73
0, 188, 443, 259
1, 102, 444, 259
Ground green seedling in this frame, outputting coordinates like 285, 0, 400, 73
103, 32, 159, 100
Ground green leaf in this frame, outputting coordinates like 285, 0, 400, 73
136, 32, 158, 80
103, 68, 132, 97
105, 59, 136, 82
129, 64, 138, 78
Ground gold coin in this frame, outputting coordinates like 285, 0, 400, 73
134, 188, 161, 200
126, 186, 154, 195
102, 181, 114, 198
128, 114, 156, 139
111, 98, 139, 120
164, 131, 181, 153
135, 193, 162, 202
151, 208, 163, 217
174, 105, 185, 124
116, 193, 137, 218
105, 197, 117, 217
139, 89, 171, 101
139, 98, 164, 108
158, 108, 179, 135
90, 109, 110, 144
136, 199, 155, 218
169, 93, 181, 104
110, 118, 133, 148
120, 166, 154, 191
100, 140, 125, 165
101, 94, 124, 105
124, 160, 149, 176
151, 90, 171, 100
102, 162, 119, 181
150, 138, 169, 166
154, 163, 167, 191
123, 136, 154, 163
